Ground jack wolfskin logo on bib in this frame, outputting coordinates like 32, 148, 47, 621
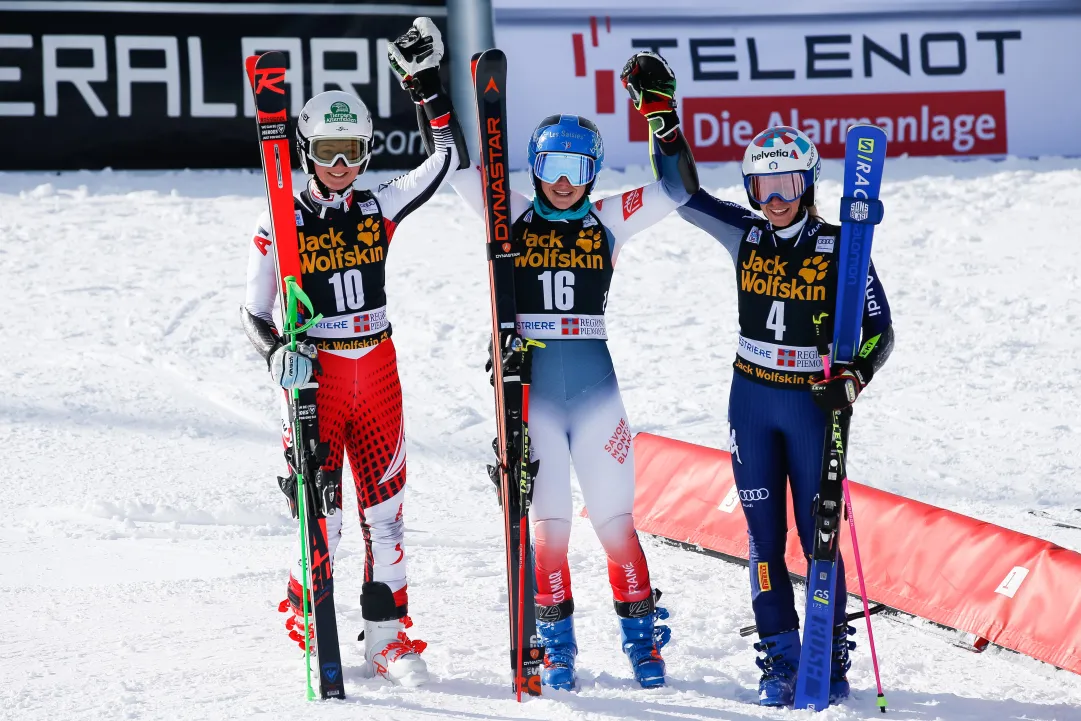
324, 101, 357, 123
740, 248, 827, 301
516, 229, 604, 270
297, 226, 384, 273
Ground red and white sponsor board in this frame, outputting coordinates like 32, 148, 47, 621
628, 432, 1081, 676
495, 6, 1081, 169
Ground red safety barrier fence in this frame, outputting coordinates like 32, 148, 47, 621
631, 432, 1081, 675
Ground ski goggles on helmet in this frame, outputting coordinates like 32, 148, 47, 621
308, 137, 370, 167
533, 152, 597, 187
744, 171, 808, 204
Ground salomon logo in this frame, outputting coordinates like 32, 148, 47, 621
740, 488, 770, 502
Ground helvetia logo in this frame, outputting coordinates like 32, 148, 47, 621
750, 148, 799, 164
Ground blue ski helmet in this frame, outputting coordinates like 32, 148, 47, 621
527, 114, 604, 190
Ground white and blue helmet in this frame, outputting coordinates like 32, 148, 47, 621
741, 126, 820, 210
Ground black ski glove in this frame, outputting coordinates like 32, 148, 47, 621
810, 366, 871, 411
621, 51, 680, 139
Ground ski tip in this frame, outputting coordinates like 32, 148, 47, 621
244, 54, 259, 87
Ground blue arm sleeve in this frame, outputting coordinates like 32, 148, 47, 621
675, 191, 757, 266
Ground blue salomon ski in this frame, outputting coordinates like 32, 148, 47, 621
832, 125, 887, 365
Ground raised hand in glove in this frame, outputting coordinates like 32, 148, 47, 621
269, 342, 319, 390
388, 17, 444, 104
621, 51, 680, 139
810, 366, 870, 411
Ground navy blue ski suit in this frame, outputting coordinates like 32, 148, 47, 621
675, 190, 894, 638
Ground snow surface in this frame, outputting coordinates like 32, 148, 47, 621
2, 159, 1080, 721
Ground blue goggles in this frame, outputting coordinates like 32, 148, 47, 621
744, 171, 810, 205
533, 152, 597, 187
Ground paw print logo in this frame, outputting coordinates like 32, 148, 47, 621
357, 217, 381, 247
576, 228, 603, 253
798, 255, 829, 284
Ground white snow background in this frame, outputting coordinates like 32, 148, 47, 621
2, 158, 1080, 721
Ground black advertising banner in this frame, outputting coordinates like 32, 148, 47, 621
0, 0, 448, 170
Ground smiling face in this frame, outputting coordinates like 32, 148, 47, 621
761, 196, 802, 228
539, 177, 588, 210
313, 160, 360, 193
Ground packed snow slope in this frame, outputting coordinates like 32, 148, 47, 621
2, 158, 1080, 721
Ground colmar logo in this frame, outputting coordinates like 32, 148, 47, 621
622, 188, 643, 219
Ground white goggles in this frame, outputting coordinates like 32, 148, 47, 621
308, 137, 370, 168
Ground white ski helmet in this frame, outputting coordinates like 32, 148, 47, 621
741, 126, 820, 210
296, 90, 374, 175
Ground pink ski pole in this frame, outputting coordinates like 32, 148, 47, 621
821, 359, 887, 713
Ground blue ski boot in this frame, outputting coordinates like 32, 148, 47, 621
536, 601, 577, 690
616, 590, 671, 689
754, 629, 801, 707
830, 623, 857, 704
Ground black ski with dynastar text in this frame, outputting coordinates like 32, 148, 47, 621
246, 50, 345, 701
472, 48, 544, 702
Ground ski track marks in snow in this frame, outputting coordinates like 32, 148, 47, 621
2, 162, 1080, 721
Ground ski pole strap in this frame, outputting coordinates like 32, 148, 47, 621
283, 276, 324, 340
839, 196, 885, 225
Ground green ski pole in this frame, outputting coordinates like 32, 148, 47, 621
283, 276, 322, 701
